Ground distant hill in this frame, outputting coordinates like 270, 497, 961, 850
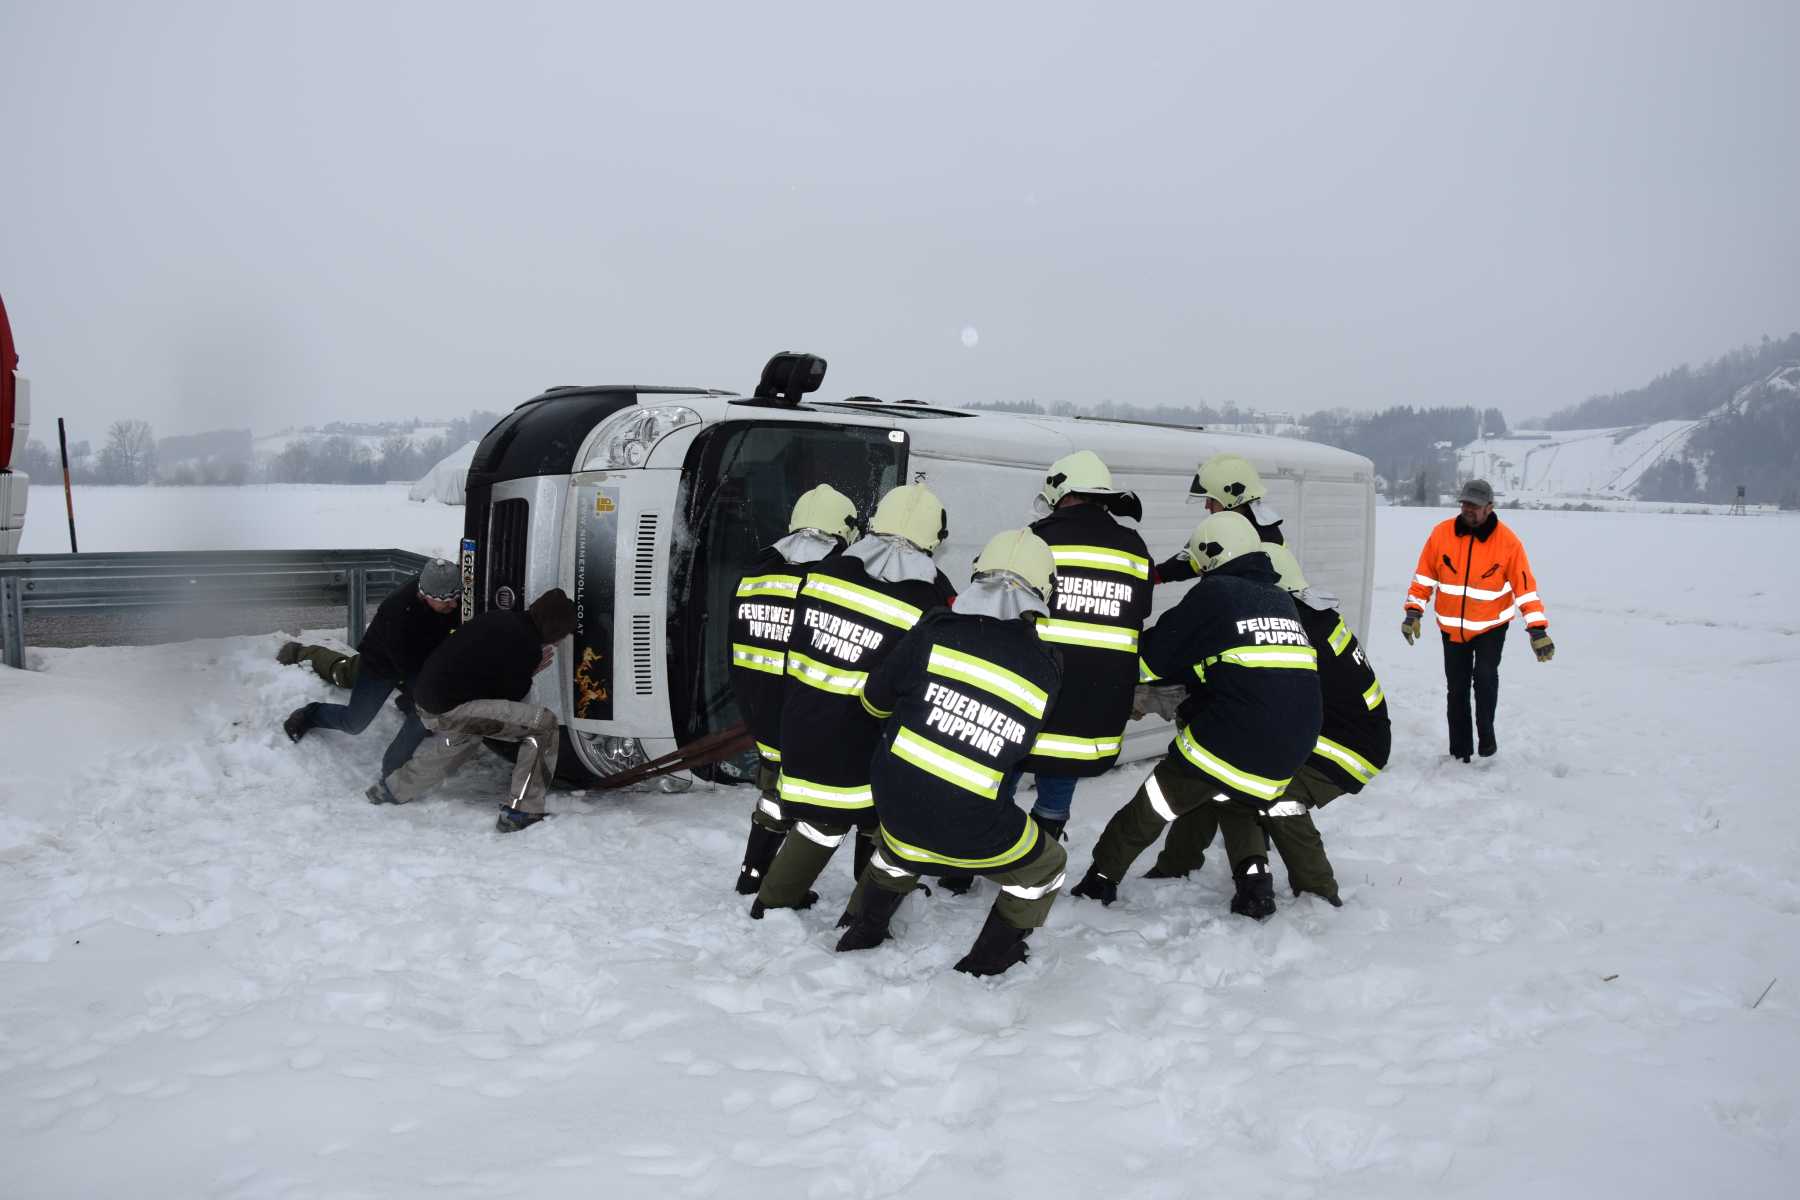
1540, 334, 1800, 429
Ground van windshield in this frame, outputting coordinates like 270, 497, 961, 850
669, 421, 906, 752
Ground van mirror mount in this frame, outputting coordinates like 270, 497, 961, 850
752, 352, 827, 407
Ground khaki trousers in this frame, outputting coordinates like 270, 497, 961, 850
386, 699, 559, 814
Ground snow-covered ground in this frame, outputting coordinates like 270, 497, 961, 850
4, 490, 1799, 1198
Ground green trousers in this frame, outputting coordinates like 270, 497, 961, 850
1150, 763, 1343, 900
1090, 757, 1269, 883
847, 834, 1069, 930
756, 818, 875, 910
295, 644, 359, 688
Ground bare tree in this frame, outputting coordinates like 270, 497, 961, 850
99, 419, 157, 484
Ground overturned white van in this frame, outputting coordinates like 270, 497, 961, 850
460, 356, 1375, 784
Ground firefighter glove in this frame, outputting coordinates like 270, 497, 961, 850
1401, 613, 1421, 645
1531, 631, 1555, 662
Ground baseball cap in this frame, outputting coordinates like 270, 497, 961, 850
1458, 479, 1494, 506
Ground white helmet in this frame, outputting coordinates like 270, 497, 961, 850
869, 483, 948, 552
1185, 510, 1264, 573
973, 528, 1056, 601
1261, 543, 1308, 593
1189, 453, 1266, 507
788, 484, 858, 541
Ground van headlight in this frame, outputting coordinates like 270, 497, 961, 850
582, 405, 700, 470
575, 731, 649, 775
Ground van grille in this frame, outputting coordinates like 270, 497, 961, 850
632, 614, 655, 695
486, 498, 530, 611
632, 513, 659, 597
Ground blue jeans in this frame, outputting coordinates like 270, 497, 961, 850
1029, 774, 1080, 821
309, 673, 430, 779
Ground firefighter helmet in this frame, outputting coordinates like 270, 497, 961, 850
870, 483, 948, 552
1188, 453, 1266, 507
788, 484, 858, 541
1262, 543, 1308, 593
973, 528, 1056, 601
1186, 510, 1263, 573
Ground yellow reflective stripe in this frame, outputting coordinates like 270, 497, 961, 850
1029, 732, 1122, 760
879, 820, 1040, 871
1197, 645, 1318, 678
927, 645, 1048, 718
1314, 735, 1379, 784
777, 773, 874, 807
1037, 618, 1140, 653
860, 692, 893, 719
736, 573, 800, 599
1363, 678, 1385, 710
800, 576, 923, 630
1174, 726, 1287, 800
785, 650, 868, 696
731, 643, 785, 675
1328, 619, 1352, 655
755, 740, 781, 762
1051, 545, 1150, 579
891, 726, 1004, 798
1138, 657, 1162, 683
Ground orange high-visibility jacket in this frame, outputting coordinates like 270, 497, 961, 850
1405, 515, 1547, 643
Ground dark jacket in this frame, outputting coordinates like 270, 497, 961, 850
412, 610, 545, 715
775, 554, 956, 825
356, 576, 460, 687
864, 610, 1062, 871
1153, 502, 1285, 584
1020, 502, 1152, 777
1294, 601, 1391, 794
727, 543, 822, 763
1140, 553, 1321, 804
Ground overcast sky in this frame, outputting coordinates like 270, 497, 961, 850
4, 1, 1797, 440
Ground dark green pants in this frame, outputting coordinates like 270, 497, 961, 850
296, 644, 358, 688
756, 817, 874, 910
1090, 757, 1268, 884
849, 834, 1069, 930
1151, 763, 1343, 900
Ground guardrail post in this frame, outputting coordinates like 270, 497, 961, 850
1, 576, 24, 669
347, 567, 368, 645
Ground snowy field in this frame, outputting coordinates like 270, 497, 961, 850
4, 490, 1800, 1198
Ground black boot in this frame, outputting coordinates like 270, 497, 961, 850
1069, 864, 1117, 905
283, 704, 315, 744
736, 824, 787, 895
1033, 815, 1067, 842
1144, 853, 1199, 880
938, 873, 975, 896
1229, 859, 1277, 919
835, 885, 905, 952
954, 907, 1032, 977
750, 890, 817, 920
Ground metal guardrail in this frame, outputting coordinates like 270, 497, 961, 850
0, 549, 431, 669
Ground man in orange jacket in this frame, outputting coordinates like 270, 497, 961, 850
1402, 479, 1554, 762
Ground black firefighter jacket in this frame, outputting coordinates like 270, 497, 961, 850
356, 576, 460, 688
727, 543, 830, 764
1294, 601, 1392, 795
774, 555, 956, 826
1139, 553, 1322, 805
412, 610, 545, 716
1021, 503, 1152, 777
1153, 502, 1286, 585
863, 610, 1063, 872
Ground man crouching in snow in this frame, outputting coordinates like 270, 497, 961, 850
371, 588, 577, 833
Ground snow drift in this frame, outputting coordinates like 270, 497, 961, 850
408, 440, 478, 505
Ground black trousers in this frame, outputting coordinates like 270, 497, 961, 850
1442, 627, 1506, 757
